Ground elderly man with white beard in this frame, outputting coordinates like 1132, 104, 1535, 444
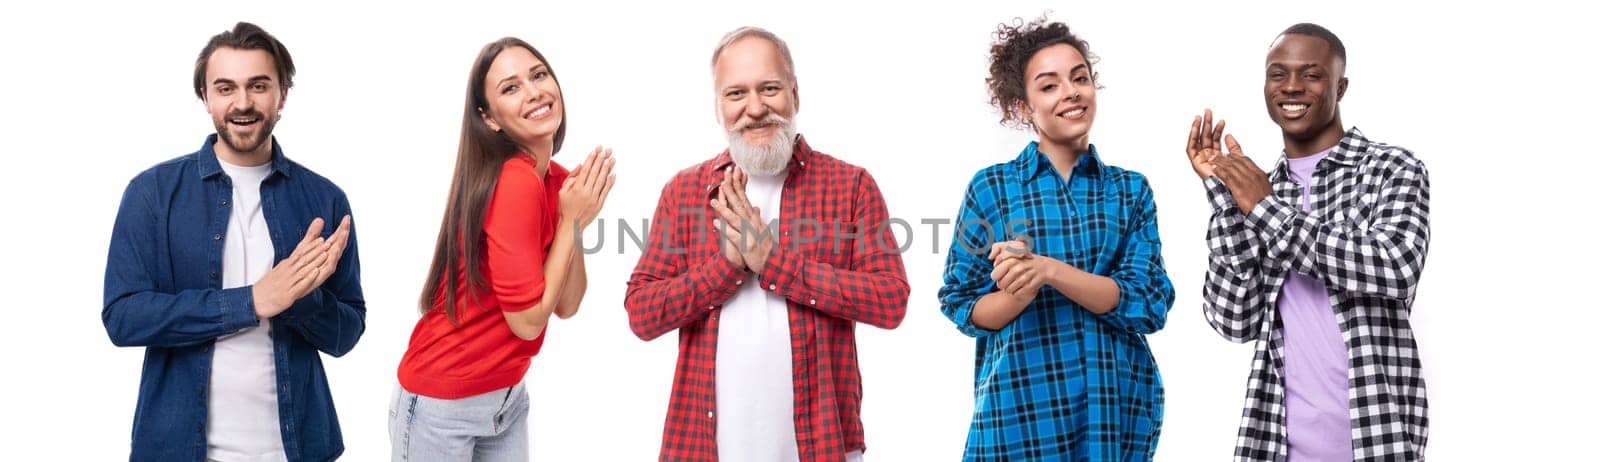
624, 26, 910, 462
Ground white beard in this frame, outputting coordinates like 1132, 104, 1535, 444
725, 112, 797, 176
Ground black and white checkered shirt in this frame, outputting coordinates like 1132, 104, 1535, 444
1202, 127, 1431, 461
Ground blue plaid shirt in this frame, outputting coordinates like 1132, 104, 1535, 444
940, 143, 1174, 461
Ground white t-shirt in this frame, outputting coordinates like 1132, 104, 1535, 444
207, 160, 287, 461
715, 168, 801, 462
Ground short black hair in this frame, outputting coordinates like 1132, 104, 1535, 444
986, 14, 1099, 130
192, 22, 295, 100
1279, 23, 1346, 64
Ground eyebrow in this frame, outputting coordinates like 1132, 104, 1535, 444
721, 79, 785, 92
1032, 64, 1087, 81
1267, 62, 1324, 72
212, 74, 273, 86
497, 64, 549, 87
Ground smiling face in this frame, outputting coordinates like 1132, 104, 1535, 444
1264, 33, 1347, 150
480, 46, 564, 155
203, 47, 285, 161
1022, 43, 1096, 155
714, 35, 799, 175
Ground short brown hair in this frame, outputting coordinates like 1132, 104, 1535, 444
192, 22, 295, 100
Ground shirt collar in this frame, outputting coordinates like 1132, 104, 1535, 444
196, 133, 292, 180
515, 152, 570, 185
1325, 127, 1370, 167
1017, 141, 1103, 184
1270, 126, 1369, 180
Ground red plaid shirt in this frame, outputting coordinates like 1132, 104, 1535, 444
625, 135, 909, 461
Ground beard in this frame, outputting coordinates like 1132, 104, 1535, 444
215, 110, 278, 155
725, 112, 797, 176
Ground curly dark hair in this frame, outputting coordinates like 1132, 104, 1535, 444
986, 15, 1100, 129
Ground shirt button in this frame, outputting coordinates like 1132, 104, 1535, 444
768, 284, 777, 290
707, 184, 716, 191
196, 423, 204, 433
735, 279, 743, 286
707, 411, 714, 419
220, 199, 228, 207
210, 271, 218, 280
212, 233, 222, 241
809, 299, 816, 305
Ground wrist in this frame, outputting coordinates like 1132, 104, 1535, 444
1006, 287, 1037, 307
250, 287, 280, 319
1043, 257, 1070, 289
557, 216, 581, 238
1238, 194, 1262, 214
746, 243, 772, 273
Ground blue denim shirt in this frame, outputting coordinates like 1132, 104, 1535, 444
102, 135, 366, 462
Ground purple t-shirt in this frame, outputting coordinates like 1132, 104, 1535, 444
1279, 148, 1353, 460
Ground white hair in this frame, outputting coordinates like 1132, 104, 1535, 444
711, 26, 796, 82
726, 111, 797, 176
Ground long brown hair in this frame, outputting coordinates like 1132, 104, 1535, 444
420, 37, 567, 324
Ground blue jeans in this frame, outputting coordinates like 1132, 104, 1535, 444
389, 382, 529, 462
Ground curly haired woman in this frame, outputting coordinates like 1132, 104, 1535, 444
938, 15, 1176, 461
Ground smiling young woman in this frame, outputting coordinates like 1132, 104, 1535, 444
389, 37, 616, 462
939, 14, 1176, 461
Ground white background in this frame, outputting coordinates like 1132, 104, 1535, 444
2, 0, 1594, 460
